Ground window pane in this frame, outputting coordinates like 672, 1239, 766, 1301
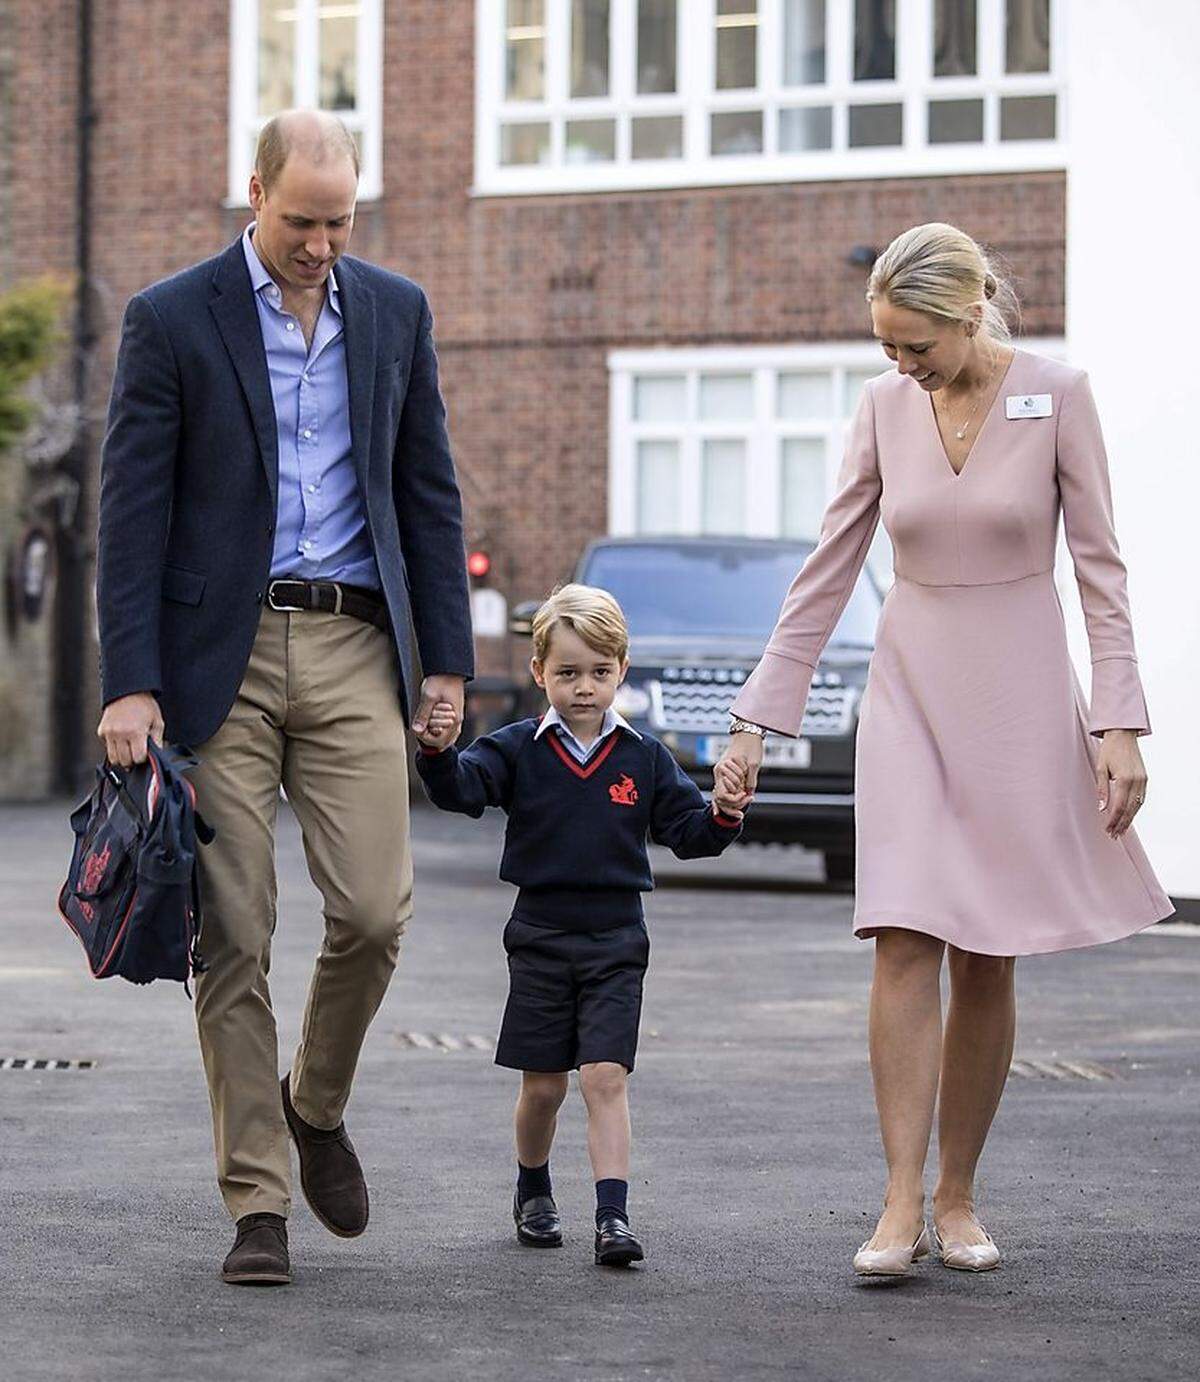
854, 0, 895, 81
506, 0, 546, 100
632, 115, 684, 159
716, 0, 758, 90
848, 103, 902, 147
781, 438, 826, 539
711, 109, 763, 156
783, 0, 825, 85
779, 106, 832, 151
634, 374, 686, 420
638, 441, 683, 532
1006, 0, 1051, 74
500, 122, 551, 165
565, 118, 615, 163
844, 368, 883, 416
637, 0, 677, 94
933, 0, 976, 77
699, 374, 754, 419
779, 372, 833, 418
702, 440, 747, 534
258, 0, 295, 115
319, 4, 358, 112
928, 97, 983, 143
1000, 94, 1056, 140
571, 0, 610, 98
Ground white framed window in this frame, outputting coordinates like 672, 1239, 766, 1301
608, 338, 1065, 577
229, 0, 384, 204
475, 0, 1065, 196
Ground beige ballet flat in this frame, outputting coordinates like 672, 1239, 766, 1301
932, 1222, 1001, 1272
853, 1224, 930, 1277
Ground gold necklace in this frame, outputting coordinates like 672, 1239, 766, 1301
938, 347, 999, 441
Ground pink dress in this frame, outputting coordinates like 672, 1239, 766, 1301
731, 349, 1173, 955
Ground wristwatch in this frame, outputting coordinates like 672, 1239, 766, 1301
728, 716, 767, 738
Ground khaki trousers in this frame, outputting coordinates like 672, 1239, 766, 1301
192, 606, 412, 1221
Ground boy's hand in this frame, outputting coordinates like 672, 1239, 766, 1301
713, 756, 754, 811
711, 784, 746, 822
415, 700, 457, 750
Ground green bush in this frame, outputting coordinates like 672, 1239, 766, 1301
0, 278, 70, 456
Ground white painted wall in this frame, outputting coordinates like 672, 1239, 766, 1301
1065, 0, 1200, 897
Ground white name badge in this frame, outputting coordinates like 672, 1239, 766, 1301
1005, 393, 1053, 419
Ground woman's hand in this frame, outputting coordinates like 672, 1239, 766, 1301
713, 732, 765, 812
1096, 729, 1147, 839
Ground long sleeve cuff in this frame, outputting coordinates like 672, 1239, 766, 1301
1087, 657, 1151, 737
729, 650, 816, 739
414, 743, 458, 772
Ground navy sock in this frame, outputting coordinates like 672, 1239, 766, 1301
517, 1160, 552, 1202
595, 1178, 629, 1225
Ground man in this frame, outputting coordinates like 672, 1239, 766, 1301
96, 110, 473, 1285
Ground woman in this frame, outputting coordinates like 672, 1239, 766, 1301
715, 223, 1173, 1277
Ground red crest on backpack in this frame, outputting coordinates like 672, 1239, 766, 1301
81, 842, 111, 895
609, 774, 638, 806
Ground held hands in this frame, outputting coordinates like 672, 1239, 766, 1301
1096, 729, 1148, 839
713, 732, 765, 814
414, 700, 458, 750
710, 791, 745, 823
97, 692, 164, 768
412, 674, 466, 751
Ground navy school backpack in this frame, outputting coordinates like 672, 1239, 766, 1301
58, 742, 214, 988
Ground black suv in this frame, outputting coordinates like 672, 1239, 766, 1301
511, 536, 880, 884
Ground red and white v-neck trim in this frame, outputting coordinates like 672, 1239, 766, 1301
544, 728, 622, 779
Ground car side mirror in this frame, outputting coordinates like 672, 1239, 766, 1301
509, 600, 542, 637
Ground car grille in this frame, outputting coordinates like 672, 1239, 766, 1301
650, 678, 858, 737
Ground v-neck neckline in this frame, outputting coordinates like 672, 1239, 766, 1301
543, 727, 621, 780
927, 347, 1019, 479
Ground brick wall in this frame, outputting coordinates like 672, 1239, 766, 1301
3, 0, 1066, 786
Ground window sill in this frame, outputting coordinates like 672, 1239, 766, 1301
472, 142, 1066, 199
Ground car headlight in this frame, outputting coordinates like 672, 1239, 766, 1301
613, 683, 653, 718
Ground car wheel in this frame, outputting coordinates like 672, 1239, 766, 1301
823, 850, 854, 886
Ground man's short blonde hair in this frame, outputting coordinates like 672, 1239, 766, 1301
531, 584, 629, 663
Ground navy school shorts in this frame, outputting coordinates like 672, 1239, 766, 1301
495, 913, 650, 1074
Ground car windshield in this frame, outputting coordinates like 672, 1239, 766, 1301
580, 542, 880, 646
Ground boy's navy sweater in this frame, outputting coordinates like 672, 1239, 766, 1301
415, 718, 741, 928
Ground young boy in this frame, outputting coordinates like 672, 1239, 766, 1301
413, 584, 745, 1267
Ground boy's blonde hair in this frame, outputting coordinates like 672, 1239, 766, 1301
531, 584, 629, 664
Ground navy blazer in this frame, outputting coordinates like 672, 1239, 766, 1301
97, 237, 475, 746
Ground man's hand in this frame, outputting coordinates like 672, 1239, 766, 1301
412, 674, 466, 746
415, 701, 458, 751
97, 692, 164, 768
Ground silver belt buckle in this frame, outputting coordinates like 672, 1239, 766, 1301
267, 580, 306, 613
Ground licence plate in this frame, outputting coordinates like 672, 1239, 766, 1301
697, 736, 812, 769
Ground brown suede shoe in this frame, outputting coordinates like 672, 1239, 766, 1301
222, 1213, 291, 1285
281, 1073, 369, 1238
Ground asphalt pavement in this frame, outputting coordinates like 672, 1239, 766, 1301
1, 798, 1197, 1382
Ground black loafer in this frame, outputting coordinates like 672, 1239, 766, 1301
514, 1191, 563, 1247
594, 1212, 644, 1267
222, 1213, 291, 1285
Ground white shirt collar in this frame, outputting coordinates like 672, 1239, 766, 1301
533, 705, 642, 744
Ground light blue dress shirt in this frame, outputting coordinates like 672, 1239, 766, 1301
242, 226, 379, 590
533, 706, 642, 764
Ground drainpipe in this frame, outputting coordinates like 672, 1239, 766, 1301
54, 0, 95, 794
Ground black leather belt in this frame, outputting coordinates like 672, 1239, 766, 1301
266, 579, 390, 632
